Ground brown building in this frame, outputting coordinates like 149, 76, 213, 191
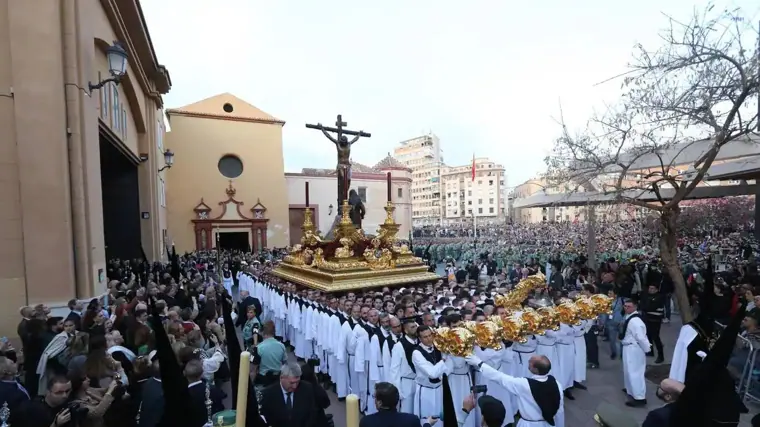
0, 0, 171, 337
165, 93, 290, 253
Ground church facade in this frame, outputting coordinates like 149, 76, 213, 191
285, 155, 413, 246
0, 0, 170, 338
165, 93, 290, 253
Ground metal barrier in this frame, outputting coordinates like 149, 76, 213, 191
716, 321, 760, 404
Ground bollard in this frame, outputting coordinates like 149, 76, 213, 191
346, 394, 360, 427
236, 351, 251, 427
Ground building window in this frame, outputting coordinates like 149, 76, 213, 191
358, 186, 367, 202
489, 198, 494, 204
99, 72, 108, 119
468, 200, 472, 205
489, 207, 494, 213
122, 108, 127, 139
468, 190, 472, 196
218, 155, 244, 179
397, 187, 403, 198
157, 119, 164, 152
478, 208, 483, 214
158, 178, 166, 207
111, 83, 120, 132
489, 180, 494, 185
478, 199, 482, 204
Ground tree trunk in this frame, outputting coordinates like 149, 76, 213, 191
586, 205, 598, 271
658, 206, 694, 323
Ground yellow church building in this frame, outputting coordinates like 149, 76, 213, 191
165, 93, 290, 252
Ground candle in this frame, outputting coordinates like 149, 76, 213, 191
305, 181, 310, 207
386, 172, 392, 202
236, 351, 251, 427
346, 394, 360, 427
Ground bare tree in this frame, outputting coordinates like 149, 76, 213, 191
545, 5, 759, 322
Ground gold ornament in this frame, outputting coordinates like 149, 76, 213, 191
519, 308, 545, 335
590, 294, 614, 315
433, 327, 475, 357
573, 296, 596, 320
537, 306, 560, 331
556, 300, 581, 326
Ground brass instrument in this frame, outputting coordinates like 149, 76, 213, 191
537, 306, 560, 331
519, 308, 544, 336
590, 294, 614, 315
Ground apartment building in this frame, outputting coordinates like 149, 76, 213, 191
393, 134, 444, 225
441, 157, 507, 224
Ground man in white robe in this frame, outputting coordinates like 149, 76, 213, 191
572, 319, 591, 389
512, 333, 538, 379
348, 304, 370, 413
335, 300, 354, 399
555, 323, 575, 400
465, 353, 565, 427
365, 309, 385, 415
535, 329, 559, 379
389, 317, 418, 413
383, 316, 401, 382
445, 313, 477, 427
411, 325, 451, 420
620, 298, 651, 407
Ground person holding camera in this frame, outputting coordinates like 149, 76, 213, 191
462, 394, 506, 427
10, 375, 73, 427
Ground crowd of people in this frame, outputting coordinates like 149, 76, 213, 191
0, 196, 758, 427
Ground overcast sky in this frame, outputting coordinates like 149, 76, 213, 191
141, 0, 758, 186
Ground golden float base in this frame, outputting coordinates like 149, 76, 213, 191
272, 262, 440, 292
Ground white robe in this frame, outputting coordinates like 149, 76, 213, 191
555, 324, 575, 391
572, 320, 591, 383
412, 347, 450, 420
389, 337, 417, 413
478, 364, 565, 427
335, 319, 353, 398
475, 347, 515, 426
365, 332, 384, 415
446, 355, 476, 427
512, 335, 538, 378
535, 331, 559, 377
668, 324, 699, 383
621, 314, 651, 400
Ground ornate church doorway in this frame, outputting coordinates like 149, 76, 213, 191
218, 231, 250, 251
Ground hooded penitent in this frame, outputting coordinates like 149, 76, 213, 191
669, 297, 748, 427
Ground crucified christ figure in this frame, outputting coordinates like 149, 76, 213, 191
305, 115, 371, 217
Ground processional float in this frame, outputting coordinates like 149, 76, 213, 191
273, 114, 439, 292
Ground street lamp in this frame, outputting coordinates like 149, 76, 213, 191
158, 149, 175, 172
89, 41, 129, 92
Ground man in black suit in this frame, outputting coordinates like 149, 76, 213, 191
138, 355, 164, 427
259, 362, 317, 427
360, 382, 419, 427
65, 299, 83, 330
184, 359, 225, 427
236, 290, 262, 327
641, 378, 682, 427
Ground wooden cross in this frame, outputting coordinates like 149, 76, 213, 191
305, 114, 371, 145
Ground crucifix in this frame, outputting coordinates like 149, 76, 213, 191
306, 115, 371, 215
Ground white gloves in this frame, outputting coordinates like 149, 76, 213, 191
465, 355, 482, 366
